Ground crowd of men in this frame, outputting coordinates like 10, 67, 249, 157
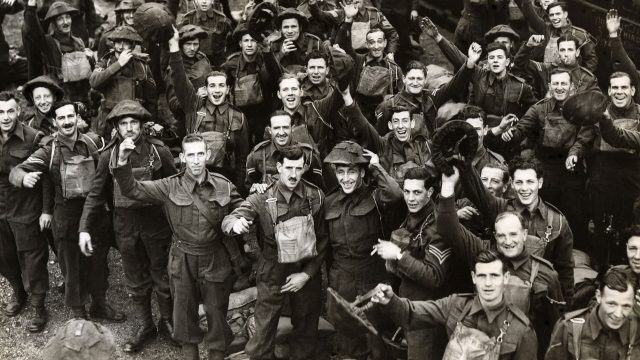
2, 0, 640, 358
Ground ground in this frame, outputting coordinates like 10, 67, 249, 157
0, 1, 454, 359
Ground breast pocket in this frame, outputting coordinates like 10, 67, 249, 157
210, 192, 230, 222
348, 200, 381, 253
542, 116, 576, 150
168, 192, 194, 225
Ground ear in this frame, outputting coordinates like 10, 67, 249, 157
632, 86, 637, 97
504, 271, 511, 284
179, 152, 186, 163
266, 126, 273, 137
505, 57, 511, 67
410, 118, 416, 129
388, 121, 393, 131
276, 161, 283, 173
471, 271, 476, 285
277, 91, 282, 100
205, 149, 212, 161
537, 176, 544, 189
523, 228, 528, 238
359, 168, 366, 178
575, 48, 581, 58
595, 289, 602, 304
426, 187, 434, 198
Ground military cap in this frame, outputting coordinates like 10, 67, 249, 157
22, 75, 64, 105
562, 90, 609, 126
41, 319, 116, 360
232, 22, 257, 44
114, 0, 143, 13
324, 41, 354, 88
431, 120, 479, 175
276, 8, 309, 29
484, 24, 520, 43
248, 1, 278, 37
44, 1, 79, 23
133, 2, 175, 41
107, 25, 143, 43
106, 100, 151, 124
179, 24, 208, 44
324, 141, 369, 165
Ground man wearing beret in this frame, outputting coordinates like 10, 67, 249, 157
90, 25, 156, 140
79, 100, 178, 353
324, 140, 403, 359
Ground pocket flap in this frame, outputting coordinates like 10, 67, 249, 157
9, 148, 30, 159
349, 196, 376, 216
169, 192, 193, 206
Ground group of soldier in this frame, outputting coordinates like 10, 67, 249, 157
1, 0, 640, 359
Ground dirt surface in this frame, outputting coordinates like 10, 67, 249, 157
0, 1, 454, 359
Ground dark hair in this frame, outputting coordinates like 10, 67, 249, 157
495, 211, 526, 230
474, 250, 505, 273
481, 162, 510, 183
403, 166, 439, 192
556, 34, 580, 48
623, 225, 640, 243
182, 133, 206, 150
404, 60, 427, 77
609, 71, 633, 85
486, 43, 510, 58
275, 145, 305, 163
278, 73, 301, 87
461, 105, 486, 123
389, 105, 412, 117
51, 100, 77, 116
508, 155, 543, 179
549, 67, 571, 80
305, 49, 329, 66
599, 267, 635, 293
270, 110, 292, 125
0, 91, 18, 102
205, 70, 229, 86
546, 1, 568, 14
365, 27, 385, 40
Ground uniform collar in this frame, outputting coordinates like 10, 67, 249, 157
183, 170, 215, 192
551, 19, 574, 36
488, 73, 507, 86
609, 101, 637, 118
587, 305, 631, 343
56, 130, 80, 150
365, 53, 386, 66
508, 247, 530, 271
276, 180, 305, 204
513, 197, 547, 219
205, 101, 229, 116
469, 296, 508, 324
5, 120, 26, 142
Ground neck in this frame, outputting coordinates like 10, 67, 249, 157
480, 294, 504, 310
242, 52, 257, 62
525, 197, 539, 212
495, 70, 507, 80
193, 171, 207, 184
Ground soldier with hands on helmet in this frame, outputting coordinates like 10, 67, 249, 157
78, 100, 178, 353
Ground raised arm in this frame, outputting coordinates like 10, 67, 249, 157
421, 17, 468, 70
598, 110, 640, 150
341, 88, 384, 153
512, 0, 546, 34
514, 37, 548, 85
606, 10, 640, 102
168, 27, 199, 131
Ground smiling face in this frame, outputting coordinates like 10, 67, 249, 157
596, 285, 635, 330
53, 104, 78, 137
481, 167, 508, 196
494, 214, 527, 259
512, 169, 542, 207
0, 98, 20, 135
403, 69, 426, 95
277, 157, 306, 190
403, 179, 432, 213
196, 0, 214, 12
549, 72, 571, 101
558, 40, 579, 66
114, 39, 134, 56
307, 58, 329, 85
277, 78, 302, 111
539, 0, 554, 9
206, 75, 229, 106
388, 111, 413, 143
548, 5, 568, 29
335, 165, 365, 194
182, 39, 200, 58
269, 115, 292, 146
117, 116, 142, 140
487, 49, 510, 77
281, 18, 301, 41
122, 10, 135, 26
609, 75, 636, 109
55, 13, 73, 34
472, 260, 509, 306
180, 141, 209, 178
240, 34, 258, 57
627, 236, 640, 274
366, 30, 386, 59
32, 87, 54, 114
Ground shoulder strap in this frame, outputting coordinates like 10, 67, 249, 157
456, 299, 476, 323
181, 181, 219, 227
262, 146, 268, 183
371, 189, 386, 238
572, 319, 585, 360
529, 258, 540, 284
49, 139, 57, 170
544, 209, 555, 243
628, 319, 637, 360
309, 102, 334, 129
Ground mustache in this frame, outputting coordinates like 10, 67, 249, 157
60, 123, 74, 129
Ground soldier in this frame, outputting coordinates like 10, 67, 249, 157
439, 166, 563, 356
21, 75, 66, 136
222, 23, 281, 145
78, 100, 178, 353
222, 145, 328, 360
112, 133, 244, 360
459, 155, 575, 307
374, 60, 474, 138
371, 166, 453, 359
300, 50, 332, 101
513, 0, 597, 72
40, 0, 99, 47
90, 25, 156, 140
462, 105, 506, 173
9, 101, 124, 322
490, 68, 592, 253
605, 10, 640, 102
168, 27, 249, 190
335, 10, 403, 124
178, 0, 233, 67
23, 0, 95, 104
96, 0, 143, 59
323, 141, 403, 359
515, 33, 599, 97
545, 267, 640, 360
371, 250, 538, 359
245, 110, 323, 192
0, 92, 50, 333
0, 0, 23, 91
270, 8, 322, 74
165, 24, 212, 140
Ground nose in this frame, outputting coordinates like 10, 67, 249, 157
632, 249, 640, 259
613, 306, 624, 319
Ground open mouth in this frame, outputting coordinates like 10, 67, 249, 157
518, 192, 532, 201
